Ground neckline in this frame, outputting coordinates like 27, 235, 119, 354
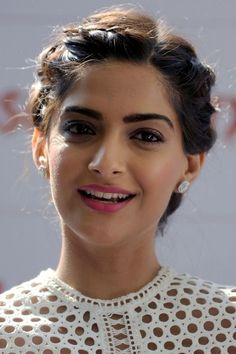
40, 266, 175, 310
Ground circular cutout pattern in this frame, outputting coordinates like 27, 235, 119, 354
0, 339, 7, 348
0, 268, 235, 353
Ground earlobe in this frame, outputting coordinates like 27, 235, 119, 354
185, 152, 206, 183
177, 180, 190, 194
175, 152, 206, 194
32, 128, 45, 166
32, 128, 49, 177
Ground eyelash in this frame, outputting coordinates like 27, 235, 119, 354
62, 121, 95, 136
62, 121, 165, 145
131, 129, 164, 144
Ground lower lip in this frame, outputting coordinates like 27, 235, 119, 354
79, 193, 134, 213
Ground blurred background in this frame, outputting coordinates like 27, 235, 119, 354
0, 0, 235, 292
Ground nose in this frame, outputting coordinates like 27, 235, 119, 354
88, 138, 126, 177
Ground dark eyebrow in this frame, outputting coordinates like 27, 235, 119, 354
62, 105, 174, 130
63, 106, 102, 120
123, 113, 174, 129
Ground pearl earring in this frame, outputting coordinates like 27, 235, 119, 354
177, 180, 190, 194
38, 156, 47, 177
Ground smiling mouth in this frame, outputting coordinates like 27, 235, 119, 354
79, 190, 135, 203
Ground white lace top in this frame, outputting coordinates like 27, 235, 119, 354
0, 267, 235, 354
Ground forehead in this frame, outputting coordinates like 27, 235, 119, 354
60, 61, 178, 123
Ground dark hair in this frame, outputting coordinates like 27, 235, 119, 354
29, 7, 217, 234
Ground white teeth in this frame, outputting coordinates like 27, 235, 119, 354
83, 190, 130, 200
96, 191, 104, 198
118, 193, 128, 199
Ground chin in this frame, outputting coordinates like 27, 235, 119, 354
64, 221, 129, 247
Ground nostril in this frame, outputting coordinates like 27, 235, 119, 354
113, 170, 121, 174
88, 163, 100, 173
88, 162, 124, 176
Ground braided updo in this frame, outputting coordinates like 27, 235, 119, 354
29, 7, 217, 233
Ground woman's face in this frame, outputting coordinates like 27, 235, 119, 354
34, 61, 201, 247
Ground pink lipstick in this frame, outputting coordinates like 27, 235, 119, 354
79, 184, 134, 194
78, 184, 135, 213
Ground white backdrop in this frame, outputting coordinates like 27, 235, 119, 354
0, 0, 235, 292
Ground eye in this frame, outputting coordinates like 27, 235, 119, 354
131, 129, 165, 144
62, 120, 95, 136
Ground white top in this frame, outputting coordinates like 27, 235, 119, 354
0, 267, 235, 353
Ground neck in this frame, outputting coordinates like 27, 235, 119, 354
56, 228, 161, 300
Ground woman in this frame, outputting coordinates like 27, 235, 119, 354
0, 6, 235, 354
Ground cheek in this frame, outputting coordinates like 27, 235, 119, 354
138, 155, 183, 197
47, 143, 91, 206
48, 147, 66, 184
135, 156, 184, 224
47, 144, 80, 215
47, 143, 75, 191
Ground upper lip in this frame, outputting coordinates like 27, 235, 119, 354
78, 184, 135, 195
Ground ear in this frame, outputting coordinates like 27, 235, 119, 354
184, 152, 206, 184
32, 128, 49, 177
